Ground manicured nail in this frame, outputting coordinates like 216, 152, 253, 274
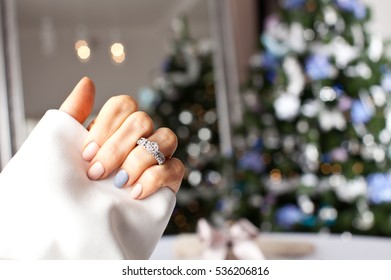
82, 142, 99, 161
88, 161, 105, 180
130, 183, 142, 199
114, 169, 129, 188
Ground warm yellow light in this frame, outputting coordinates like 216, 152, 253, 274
174, 214, 187, 227
110, 42, 124, 57
331, 164, 342, 174
75, 39, 88, 50
320, 163, 332, 175
270, 169, 282, 183
112, 52, 125, 64
77, 45, 91, 60
352, 162, 364, 174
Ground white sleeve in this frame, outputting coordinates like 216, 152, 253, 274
0, 110, 175, 259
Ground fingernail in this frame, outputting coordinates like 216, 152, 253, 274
82, 142, 100, 161
88, 161, 105, 180
130, 183, 142, 199
114, 169, 129, 188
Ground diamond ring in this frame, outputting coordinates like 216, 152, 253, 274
136, 137, 166, 165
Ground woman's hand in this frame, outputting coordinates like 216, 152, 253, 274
59, 77, 184, 199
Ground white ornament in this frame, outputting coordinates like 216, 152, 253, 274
301, 173, 319, 187
298, 195, 315, 214
289, 23, 306, 53
302, 145, 320, 172
335, 177, 367, 203
301, 99, 322, 118
324, 6, 338, 26
355, 63, 372, 79
310, 37, 359, 69
379, 129, 391, 145
263, 18, 290, 57
283, 56, 305, 96
274, 93, 301, 120
268, 20, 289, 42
319, 87, 337, 102
304, 144, 319, 162
368, 34, 383, 62
332, 37, 360, 68
318, 109, 346, 131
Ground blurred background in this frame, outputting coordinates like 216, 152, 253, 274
2, 0, 391, 243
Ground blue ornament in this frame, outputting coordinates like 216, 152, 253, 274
216, 199, 225, 211
238, 151, 264, 173
275, 204, 303, 229
266, 71, 277, 83
334, 0, 366, 19
333, 84, 344, 97
281, 0, 306, 9
305, 54, 334, 80
350, 98, 373, 124
261, 34, 289, 58
352, 2, 366, 19
251, 138, 263, 151
367, 173, 391, 204
301, 215, 317, 227
321, 153, 332, 163
335, 0, 355, 10
261, 52, 279, 83
262, 51, 279, 70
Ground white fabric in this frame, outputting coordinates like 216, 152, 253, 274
0, 110, 175, 259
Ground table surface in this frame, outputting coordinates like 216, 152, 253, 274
150, 233, 391, 260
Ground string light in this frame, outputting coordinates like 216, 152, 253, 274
73, 28, 127, 64
75, 39, 90, 62
110, 42, 126, 64
352, 162, 364, 174
270, 169, 282, 183
320, 163, 332, 175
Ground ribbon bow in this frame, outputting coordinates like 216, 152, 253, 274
196, 218, 265, 260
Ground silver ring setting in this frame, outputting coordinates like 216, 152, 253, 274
136, 137, 166, 165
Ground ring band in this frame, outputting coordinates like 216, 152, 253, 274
136, 137, 166, 165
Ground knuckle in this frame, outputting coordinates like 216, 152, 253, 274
129, 111, 154, 133
170, 158, 185, 179
100, 143, 123, 167
107, 95, 138, 113
144, 169, 161, 185
157, 127, 178, 148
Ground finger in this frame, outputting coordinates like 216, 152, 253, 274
113, 127, 178, 188
87, 111, 154, 180
59, 77, 95, 124
125, 158, 185, 200
82, 95, 138, 162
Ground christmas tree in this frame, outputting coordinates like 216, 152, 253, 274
234, 0, 391, 236
143, 17, 222, 234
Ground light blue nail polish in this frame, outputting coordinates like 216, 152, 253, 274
114, 169, 129, 188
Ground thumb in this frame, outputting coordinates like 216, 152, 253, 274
59, 77, 95, 124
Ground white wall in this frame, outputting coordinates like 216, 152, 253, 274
363, 0, 391, 39
18, 4, 210, 119
20, 26, 169, 118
